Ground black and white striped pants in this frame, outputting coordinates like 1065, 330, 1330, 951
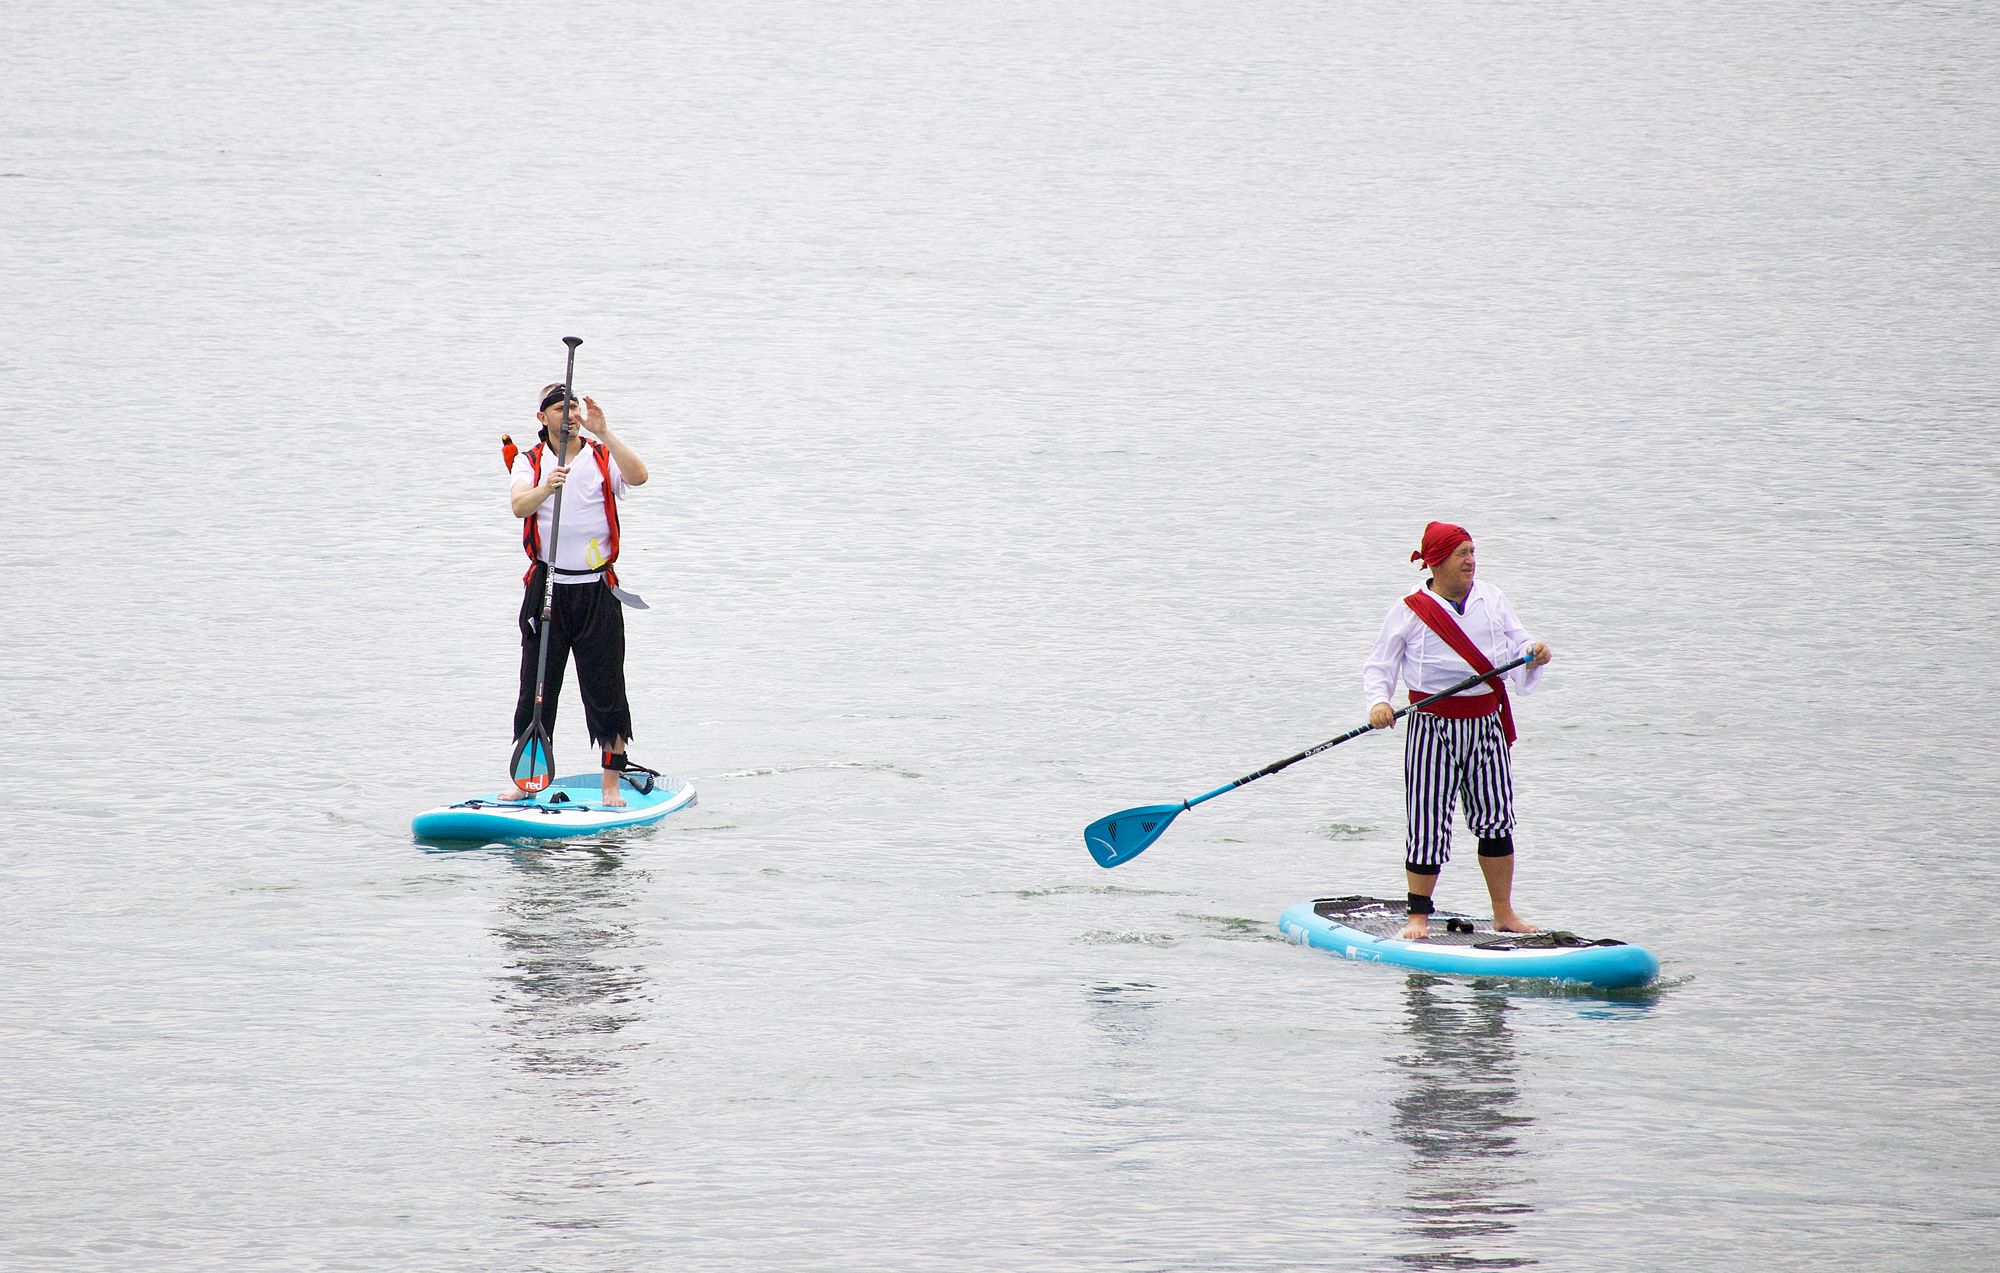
1404, 712, 1514, 867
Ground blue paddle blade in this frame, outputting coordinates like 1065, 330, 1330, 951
509, 731, 553, 793
1085, 802, 1185, 868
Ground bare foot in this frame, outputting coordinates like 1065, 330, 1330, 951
1398, 916, 1431, 941
600, 777, 627, 808
494, 785, 536, 802
1492, 909, 1540, 934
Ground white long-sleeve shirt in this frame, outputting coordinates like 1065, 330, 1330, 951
1362, 580, 1545, 711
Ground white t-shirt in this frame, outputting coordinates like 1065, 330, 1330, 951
509, 437, 630, 582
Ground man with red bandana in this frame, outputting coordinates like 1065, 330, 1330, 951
1362, 523, 1552, 940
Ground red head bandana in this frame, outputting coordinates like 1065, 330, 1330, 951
1410, 521, 1471, 569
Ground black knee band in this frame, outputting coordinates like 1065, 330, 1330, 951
1407, 893, 1435, 915
601, 751, 628, 771
1477, 835, 1514, 858
1405, 859, 1441, 877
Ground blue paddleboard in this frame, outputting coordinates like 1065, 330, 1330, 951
1279, 896, 1658, 989
412, 771, 696, 843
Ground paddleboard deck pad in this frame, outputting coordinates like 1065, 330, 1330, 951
1279, 896, 1658, 989
412, 771, 696, 842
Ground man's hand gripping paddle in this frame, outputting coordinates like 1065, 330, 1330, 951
507, 336, 583, 794
1083, 653, 1536, 868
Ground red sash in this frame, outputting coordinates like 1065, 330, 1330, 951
520, 439, 621, 587
1404, 591, 1517, 746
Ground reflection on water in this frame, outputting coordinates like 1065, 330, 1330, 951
1081, 981, 1180, 1171
490, 843, 655, 1242
1390, 976, 1537, 1271
493, 844, 649, 1080
1086, 980, 1160, 1055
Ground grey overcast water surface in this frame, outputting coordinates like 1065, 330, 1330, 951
5, 2, 1998, 1270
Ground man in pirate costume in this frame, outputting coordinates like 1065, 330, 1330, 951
503, 383, 651, 806
1362, 522, 1552, 940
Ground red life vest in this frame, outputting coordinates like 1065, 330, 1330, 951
1403, 591, 1517, 746
519, 438, 621, 587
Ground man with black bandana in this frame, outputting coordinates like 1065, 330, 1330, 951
502, 384, 651, 806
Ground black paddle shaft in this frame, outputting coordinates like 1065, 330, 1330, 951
527, 336, 584, 723
1230, 653, 1536, 789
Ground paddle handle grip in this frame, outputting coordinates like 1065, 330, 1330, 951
527, 338, 584, 718
1216, 652, 1536, 792
1398, 651, 1534, 718
537, 338, 585, 621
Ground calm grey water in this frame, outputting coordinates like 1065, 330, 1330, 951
6, 2, 1998, 1269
